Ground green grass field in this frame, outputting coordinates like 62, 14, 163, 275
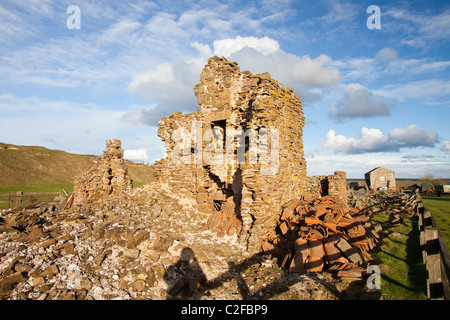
422, 194, 450, 248
0, 182, 146, 209
0, 183, 73, 209
367, 194, 449, 300
370, 213, 427, 300
0, 183, 74, 194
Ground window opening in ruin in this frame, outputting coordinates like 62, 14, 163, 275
107, 167, 114, 194
107, 167, 113, 185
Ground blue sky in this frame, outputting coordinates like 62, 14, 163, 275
1, 0, 449, 178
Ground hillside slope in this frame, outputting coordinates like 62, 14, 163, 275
0, 142, 154, 186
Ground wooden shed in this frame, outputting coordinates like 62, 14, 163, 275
364, 166, 396, 191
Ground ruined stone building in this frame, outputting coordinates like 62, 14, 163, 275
153, 56, 308, 252
364, 166, 396, 191
71, 57, 349, 254
73, 139, 133, 205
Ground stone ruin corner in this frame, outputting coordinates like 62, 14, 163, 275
73, 139, 133, 206
153, 55, 310, 252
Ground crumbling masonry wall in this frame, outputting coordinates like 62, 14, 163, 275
307, 171, 347, 206
154, 56, 307, 252
73, 139, 133, 205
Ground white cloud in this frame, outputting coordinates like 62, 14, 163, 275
213, 36, 280, 57
334, 47, 450, 84
318, 1, 359, 26
322, 125, 440, 154
389, 124, 439, 148
374, 79, 450, 102
121, 104, 169, 127
97, 19, 143, 45
125, 35, 343, 127
375, 47, 399, 61
440, 141, 450, 154
125, 46, 206, 125
124, 148, 149, 161
332, 57, 379, 81
0, 94, 130, 154
401, 154, 436, 163
384, 58, 450, 75
190, 42, 213, 62
306, 152, 449, 179
323, 128, 397, 154
230, 48, 342, 90
385, 8, 450, 47
0, 4, 31, 43
128, 63, 176, 93
329, 83, 392, 121
225, 45, 341, 104
290, 54, 341, 88
0, 93, 167, 159
5, 0, 54, 16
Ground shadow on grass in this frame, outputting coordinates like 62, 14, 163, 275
405, 216, 427, 297
370, 212, 427, 299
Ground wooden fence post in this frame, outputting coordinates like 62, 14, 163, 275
419, 209, 426, 262
425, 226, 443, 299
15, 191, 23, 209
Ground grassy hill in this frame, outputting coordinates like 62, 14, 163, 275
0, 142, 155, 186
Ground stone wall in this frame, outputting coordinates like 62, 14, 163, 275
327, 171, 347, 207
154, 56, 307, 252
73, 139, 133, 205
307, 171, 347, 207
307, 175, 328, 198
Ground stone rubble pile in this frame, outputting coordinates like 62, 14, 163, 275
346, 188, 420, 217
0, 181, 214, 300
0, 183, 341, 300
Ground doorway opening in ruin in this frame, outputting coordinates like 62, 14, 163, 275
320, 178, 328, 196
207, 169, 243, 224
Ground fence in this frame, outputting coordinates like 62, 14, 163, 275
0, 191, 61, 209
416, 194, 450, 299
